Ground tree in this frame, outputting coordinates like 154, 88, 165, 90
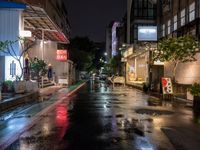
0, 38, 35, 80
69, 37, 96, 72
153, 35, 200, 81
30, 57, 47, 81
106, 56, 121, 75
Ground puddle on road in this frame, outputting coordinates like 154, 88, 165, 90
147, 98, 163, 106
135, 108, 174, 116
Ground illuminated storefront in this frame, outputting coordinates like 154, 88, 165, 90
0, 1, 72, 83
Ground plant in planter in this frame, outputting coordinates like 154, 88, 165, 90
1, 80, 14, 93
30, 57, 47, 86
190, 83, 200, 113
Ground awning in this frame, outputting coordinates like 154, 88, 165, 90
0, 1, 26, 9
23, 5, 69, 44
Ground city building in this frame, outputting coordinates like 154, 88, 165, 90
105, 23, 112, 63
158, 0, 200, 84
0, 0, 74, 85
121, 0, 158, 89
105, 21, 124, 75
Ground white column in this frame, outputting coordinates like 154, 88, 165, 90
135, 57, 137, 79
42, 30, 44, 60
41, 30, 44, 88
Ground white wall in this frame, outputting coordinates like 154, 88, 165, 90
164, 53, 200, 84
29, 40, 69, 78
0, 9, 22, 56
0, 9, 23, 80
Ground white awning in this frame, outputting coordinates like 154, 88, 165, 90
23, 5, 69, 43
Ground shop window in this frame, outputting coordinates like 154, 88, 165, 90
173, 15, 177, 31
189, 2, 195, 22
181, 9, 186, 26
167, 20, 171, 34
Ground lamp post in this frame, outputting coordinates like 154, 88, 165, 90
41, 30, 45, 88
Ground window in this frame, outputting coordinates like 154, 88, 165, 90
167, 20, 171, 34
10, 60, 16, 77
181, 9, 186, 26
189, 2, 195, 22
174, 15, 177, 31
162, 24, 165, 37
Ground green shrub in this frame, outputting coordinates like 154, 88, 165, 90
190, 83, 200, 97
2, 80, 14, 93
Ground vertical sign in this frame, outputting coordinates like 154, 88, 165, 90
56, 49, 68, 62
161, 77, 173, 94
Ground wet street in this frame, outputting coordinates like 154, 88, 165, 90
5, 81, 200, 150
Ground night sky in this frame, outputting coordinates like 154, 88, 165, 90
65, 0, 126, 42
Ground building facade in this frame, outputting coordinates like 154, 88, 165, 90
121, 0, 158, 88
158, 0, 200, 84
0, 0, 74, 85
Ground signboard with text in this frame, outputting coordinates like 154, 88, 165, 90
161, 77, 173, 94
56, 49, 68, 62
138, 26, 157, 41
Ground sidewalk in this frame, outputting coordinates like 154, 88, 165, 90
39, 85, 63, 96
0, 81, 86, 149
126, 82, 193, 105
0, 85, 64, 113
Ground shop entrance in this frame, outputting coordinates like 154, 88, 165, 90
151, 65, 164, 92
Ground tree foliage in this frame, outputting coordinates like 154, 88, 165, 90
30, 57, 47, 77
0, 38, 36, 80
105, 56, 121, 75
69, 37, 95, 71
153, 35, 200, 80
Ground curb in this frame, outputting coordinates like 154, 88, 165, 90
0, 82, 86, 150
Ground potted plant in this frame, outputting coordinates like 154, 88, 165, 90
30, 57, 47, 87
190, 83, 200, 113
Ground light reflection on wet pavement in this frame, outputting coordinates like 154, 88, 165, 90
5, 81, 200, 150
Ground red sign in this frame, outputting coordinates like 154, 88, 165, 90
161, 77, 173, 94
56, 50, 68, 61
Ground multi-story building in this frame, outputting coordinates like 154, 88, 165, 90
105, 23, 113, 63
122, 0, 158, 88
158, 0, 200, 84
0, 0, 74, 85
105, 21, 124, 75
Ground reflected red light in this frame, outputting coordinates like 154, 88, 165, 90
56, 105, 68, 126
56, 104, 69, 139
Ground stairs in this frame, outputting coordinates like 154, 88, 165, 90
39, 78, 55, 88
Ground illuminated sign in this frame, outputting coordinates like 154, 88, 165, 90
138, 26, 157, 41
19, 30, 32, 37
56, 50, 68, 61
154, 60, 164, 65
